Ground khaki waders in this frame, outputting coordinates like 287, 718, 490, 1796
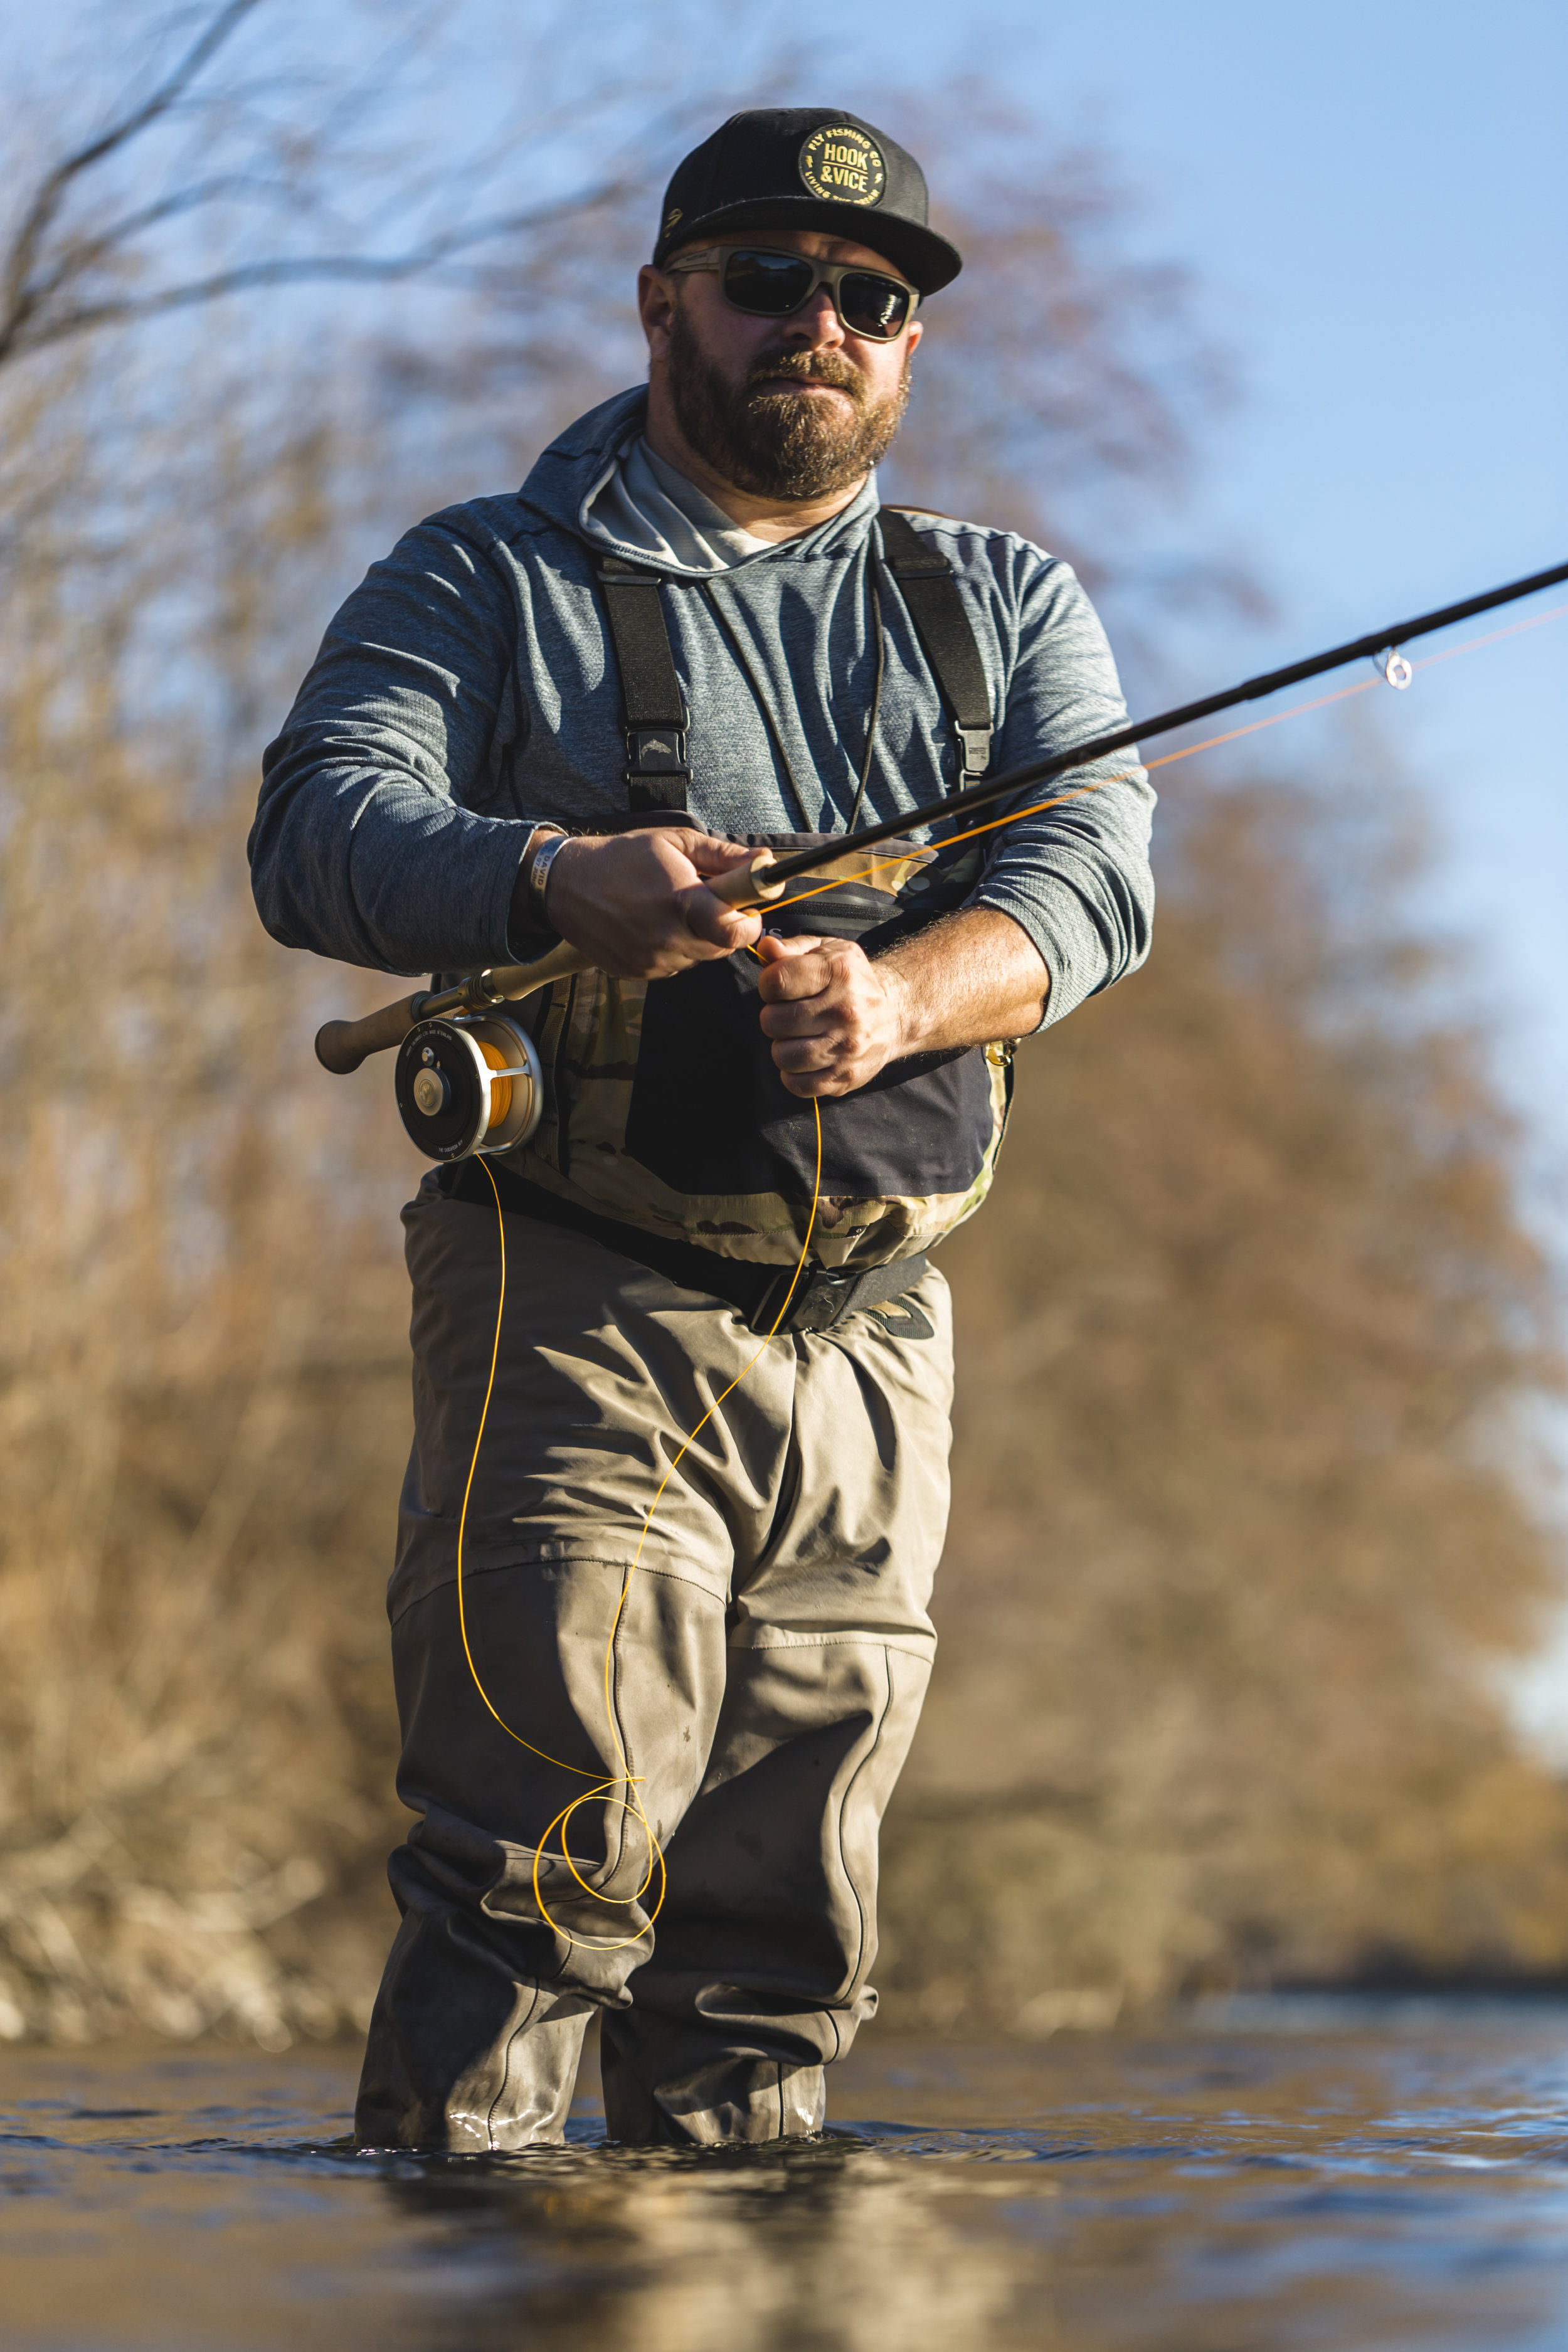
354, 1176, 953, 2149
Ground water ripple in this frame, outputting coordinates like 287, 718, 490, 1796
6, 2005, 1568, 2348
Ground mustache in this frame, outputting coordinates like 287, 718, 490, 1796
741, 348, 867, 403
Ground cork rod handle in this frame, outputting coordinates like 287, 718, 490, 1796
313, 856, 781, 1077
313, 940, 592, 1076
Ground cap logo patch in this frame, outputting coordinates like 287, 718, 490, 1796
797, 124, 886, 208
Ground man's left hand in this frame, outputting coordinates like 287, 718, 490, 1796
755, 934, 908, 1099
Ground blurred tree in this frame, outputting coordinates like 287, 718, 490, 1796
0, 0, 735, 2041
0, 16, 1561, 2046
0, 336, 416, 2039
880, 763, 1568, 2026
883, 93, 1258, 637
0, 0, 691, 375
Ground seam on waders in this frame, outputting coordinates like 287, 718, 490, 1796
603, 1576, 637, 1891
488, 1980, 546, 2149
833, 1643, 894, 2008
724, 1627, 936, 1658
750, 1367, 806, 1589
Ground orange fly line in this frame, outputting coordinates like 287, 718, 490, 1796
457, 1103, 822, 1953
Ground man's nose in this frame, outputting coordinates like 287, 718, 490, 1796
782, 285, 844, 349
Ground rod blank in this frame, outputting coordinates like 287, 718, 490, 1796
759, 554, 1568, 888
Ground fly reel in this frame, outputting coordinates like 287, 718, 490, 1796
393, 1013, 544, 1162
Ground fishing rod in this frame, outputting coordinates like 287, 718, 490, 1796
314, 553, 1568, 1157
756, 554, 1568, 889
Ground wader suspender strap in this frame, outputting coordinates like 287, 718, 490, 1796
598, 553, 691, 811
877, 509, 994, 781
597, 514, 993, 812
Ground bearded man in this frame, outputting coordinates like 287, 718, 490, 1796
250, 107, 1154, 2149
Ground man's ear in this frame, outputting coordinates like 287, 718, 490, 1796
638, 264, 677, 360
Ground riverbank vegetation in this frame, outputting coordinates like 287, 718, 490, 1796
884, 771, 1568, 2029
0, 3, 1562, 2043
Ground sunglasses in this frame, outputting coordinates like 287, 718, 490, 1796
665, 245, 918, 342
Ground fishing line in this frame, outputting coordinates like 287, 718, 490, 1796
721, 556, 1568, 906
457, 1102, 824, 1953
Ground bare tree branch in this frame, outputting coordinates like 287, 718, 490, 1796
7, 174, 647, 357
0, 1, 702, 373
0, 0, 265, 363
0, 0, 789, 402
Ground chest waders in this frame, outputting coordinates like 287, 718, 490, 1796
421, 512, 1014, 1327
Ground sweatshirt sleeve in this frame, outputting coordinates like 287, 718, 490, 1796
967, 544, 1155, 1029
248, 510, 529, 976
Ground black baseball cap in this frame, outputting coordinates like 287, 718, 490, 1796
653, 109, 961, 298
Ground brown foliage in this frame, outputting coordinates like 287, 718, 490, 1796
879, 774, 1568, 2029
0, 344, 415, 2042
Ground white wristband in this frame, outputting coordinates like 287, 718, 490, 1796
528, 829, 569, 921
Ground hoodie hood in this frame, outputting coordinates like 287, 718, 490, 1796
516, 384, 882, 579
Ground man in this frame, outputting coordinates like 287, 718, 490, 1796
251, 106, 1154, 2149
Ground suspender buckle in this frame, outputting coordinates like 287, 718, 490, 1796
877, 512, 995, 797
625, 721, 690, 812
956, 725, 992, 779
627, 724, 689, 775
598, 555, 693, 812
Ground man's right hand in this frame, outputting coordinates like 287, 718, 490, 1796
544, 829, 764, 981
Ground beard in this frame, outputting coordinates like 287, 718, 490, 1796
665, 302, 910, 501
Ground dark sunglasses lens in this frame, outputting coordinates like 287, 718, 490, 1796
722, 250, 817, 315
839, 272, 911, 339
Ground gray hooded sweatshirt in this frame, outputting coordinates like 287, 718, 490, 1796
250, 385, 1153, 1024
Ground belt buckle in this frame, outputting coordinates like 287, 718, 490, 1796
785, 1264, 862, 1335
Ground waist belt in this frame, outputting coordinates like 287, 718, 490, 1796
445, 1159, 926, 1336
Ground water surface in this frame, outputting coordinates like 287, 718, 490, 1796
6, 2003, 1568, 2349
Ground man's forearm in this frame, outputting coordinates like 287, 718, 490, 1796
878, 906, 1049, 1056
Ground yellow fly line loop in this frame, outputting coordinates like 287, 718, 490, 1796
458, 1101, 823, 1954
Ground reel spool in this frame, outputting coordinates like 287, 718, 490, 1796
393, 1014, 544, 1162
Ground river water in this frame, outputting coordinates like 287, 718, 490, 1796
6, 2001, 1568, 2349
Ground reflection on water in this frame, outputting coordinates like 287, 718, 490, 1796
6, 2006, 1568, 2349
